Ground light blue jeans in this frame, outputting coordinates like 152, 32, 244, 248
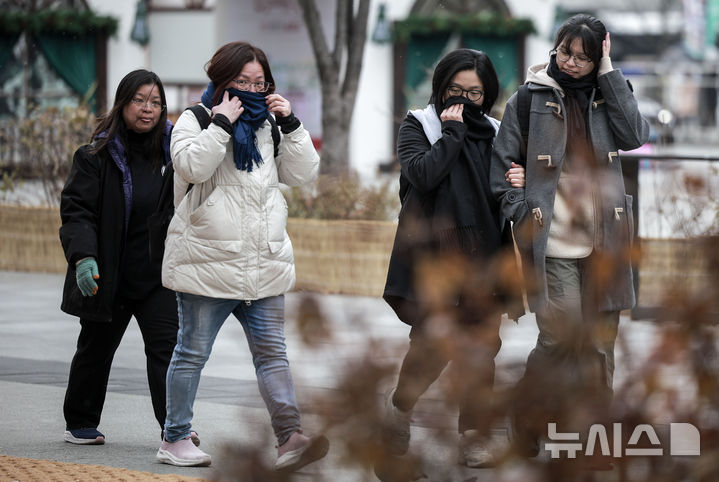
164, 292, 300, 445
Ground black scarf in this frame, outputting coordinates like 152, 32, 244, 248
431, 96, 502, 257
546, 55, 599, 165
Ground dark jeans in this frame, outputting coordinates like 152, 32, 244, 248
63, 285, 178, 430
393, 312, 502, 435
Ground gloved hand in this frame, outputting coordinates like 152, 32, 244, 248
76, 257, 100, 297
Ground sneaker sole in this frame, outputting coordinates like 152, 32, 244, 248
156, 448, 211, 467
63, 431, 105, 445
275, 435, 329, 472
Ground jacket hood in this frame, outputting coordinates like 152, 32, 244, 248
525, 63, 562, 91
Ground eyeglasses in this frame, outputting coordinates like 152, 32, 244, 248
232, 79, 272, 92
552, 47, 592, 69
446, 86, 484, 102
130, 97, 165, 111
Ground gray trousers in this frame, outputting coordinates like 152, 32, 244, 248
513, 256, 620, 445
535, 256, 620, 390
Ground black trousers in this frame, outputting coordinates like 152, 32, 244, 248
394, 312, 502, 435
63, 285, 178, 430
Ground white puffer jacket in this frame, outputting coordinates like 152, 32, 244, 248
162, 106, 319, 300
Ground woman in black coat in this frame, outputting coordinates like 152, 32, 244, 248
381, 49, 524, 468
59, 69, 189, 446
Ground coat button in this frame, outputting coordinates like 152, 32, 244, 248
508, 193, 516, 202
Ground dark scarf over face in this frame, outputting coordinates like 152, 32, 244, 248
546, 55, 599, 165
201, 82, 269, 172
432, 96, 503, 257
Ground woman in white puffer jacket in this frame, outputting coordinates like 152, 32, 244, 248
157, 41, 327, 472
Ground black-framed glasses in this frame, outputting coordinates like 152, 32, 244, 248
446, 85, 484, 102
232, 79, 272, 92
130, 97, 165, 111
552, 47, 592, 68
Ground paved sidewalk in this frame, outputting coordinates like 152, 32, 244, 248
0, 270, 671, 480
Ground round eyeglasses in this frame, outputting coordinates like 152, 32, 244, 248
233, 79, 272, 93
552, 48, 592, 69
130, 97, 165, 111
446, 86, 484, 102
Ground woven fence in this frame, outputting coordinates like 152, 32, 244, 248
0, 205, 66, 273
0, 205, 396, 296
0, 204, 714, 305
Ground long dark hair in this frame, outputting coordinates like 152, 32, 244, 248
205, 41, 276, 105
430, 49, 499, 115
553, 14, 607, 73
90, 69, 167, 165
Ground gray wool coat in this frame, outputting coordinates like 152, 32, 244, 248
490, 63, 650, 314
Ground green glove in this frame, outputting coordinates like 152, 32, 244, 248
76, 257, 99, 297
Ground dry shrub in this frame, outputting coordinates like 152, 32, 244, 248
0, 106, 94, 205
283, 172, 399, 221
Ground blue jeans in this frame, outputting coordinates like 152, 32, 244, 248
164, 293, 300, 445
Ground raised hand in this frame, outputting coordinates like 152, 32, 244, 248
440, 103, 464, 123
265, 93, 292, 118
212, 90, 244, 123
602, 32, 611, 58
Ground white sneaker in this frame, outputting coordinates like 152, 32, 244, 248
381, 387, 411, 456
157, 436, 211, 467
458, 429, 509, 468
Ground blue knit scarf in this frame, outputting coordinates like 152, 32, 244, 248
200, 82, 269, 172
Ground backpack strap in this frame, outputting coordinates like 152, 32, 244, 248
186, 104, 212, 130
267, 114, 281, 158
516, 84, 531, 164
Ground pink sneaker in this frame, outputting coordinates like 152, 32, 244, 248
275, 431, 329, 472
156, 436, 211, 467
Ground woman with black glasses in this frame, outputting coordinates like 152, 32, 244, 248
381, 48, 525, 468
60, 69, 185, 446
157, 41, 327, 471
490, 14, 649, 468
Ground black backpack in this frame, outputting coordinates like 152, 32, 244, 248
147, 105, 281, 263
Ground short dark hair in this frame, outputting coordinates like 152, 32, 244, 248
205, 41, 276, 104
430, 49, 499, 115
553, 14, 607, 71
91, 69, 167, 167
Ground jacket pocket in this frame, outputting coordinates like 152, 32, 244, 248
266, 186, 288, 253
188, 186, 243, 242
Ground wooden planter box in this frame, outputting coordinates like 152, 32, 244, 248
2, 204, 714, 311
0, 205, 396, 297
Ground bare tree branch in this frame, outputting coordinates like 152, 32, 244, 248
342, 0, 369, 98
332, 0, 348, 73
297, 0, 334, 83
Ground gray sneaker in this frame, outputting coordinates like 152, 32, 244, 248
381, 387, 411, 455
458, 429, 509, 468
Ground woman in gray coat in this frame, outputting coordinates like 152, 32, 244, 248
490, 14, 649, 464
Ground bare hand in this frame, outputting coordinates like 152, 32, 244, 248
505, 162, 525, 187
602, 32, 611, 58
212, 90, 244, 124
266, 93, 292, 118
440, 103, 464, 123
